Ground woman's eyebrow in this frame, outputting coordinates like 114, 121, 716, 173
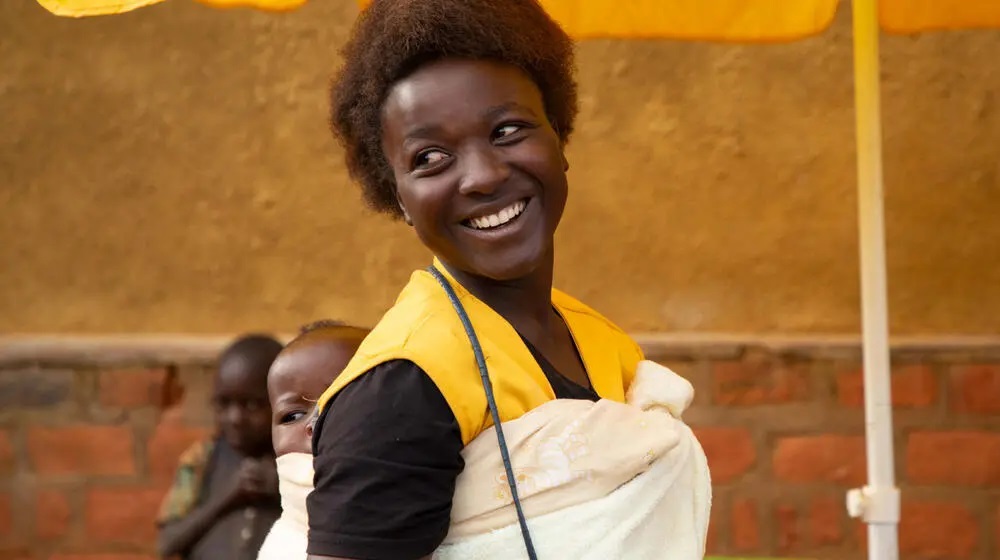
482, 102, 535, 120
403, 124, 445, 141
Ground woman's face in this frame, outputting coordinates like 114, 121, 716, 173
381, 58, 568, 282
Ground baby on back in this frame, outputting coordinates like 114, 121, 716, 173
257, 320, 369, 560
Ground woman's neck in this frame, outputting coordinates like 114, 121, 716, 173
442, 255, 557, 340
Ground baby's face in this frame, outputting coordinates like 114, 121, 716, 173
267, 340, 356, 456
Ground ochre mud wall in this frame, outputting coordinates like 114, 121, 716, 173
2, 2, 999, 334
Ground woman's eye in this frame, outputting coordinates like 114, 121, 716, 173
414, 149, 449, 169
494, 124, 522, 139
279, 410, 307, 425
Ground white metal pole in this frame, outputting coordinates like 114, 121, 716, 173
846, 1, 901, 559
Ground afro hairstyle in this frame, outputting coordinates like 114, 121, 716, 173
330, 0, 578, 218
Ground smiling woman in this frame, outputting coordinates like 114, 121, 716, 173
305, 1, 710, 559
381, 58, 572, 307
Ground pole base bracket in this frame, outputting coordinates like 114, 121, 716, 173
847, 485, 901, 524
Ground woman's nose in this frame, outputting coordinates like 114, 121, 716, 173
458, 146, 511, 196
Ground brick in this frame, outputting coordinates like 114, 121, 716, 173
36, 489, 72, 539
855, 518, 867, 550
712, 356, 809, 405
774, 504, 799, 554
995, 504, 1000, 556
85, 486, 163, 546
0, 492, 11, 536
0, 369, 73, 409
906, 430, 1000, 486
27, 426, 135, 476
147, 423, 210, 482
837, 364, 937, 408
950, 364, 1000, 415
173, 366, 215, 426
773, 434, 866, 485
809, 494, 843, 546
692, 427, 756, 483
730, 498, 760, 552
0, 430, 13, 474
49, 556, 156, 560
899, 501, 978, 559
99, 367, 181, 409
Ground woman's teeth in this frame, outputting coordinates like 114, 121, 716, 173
467, 200, 527, 230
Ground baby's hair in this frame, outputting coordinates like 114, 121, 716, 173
284, 319, 370, 350
298, 319, 347, 334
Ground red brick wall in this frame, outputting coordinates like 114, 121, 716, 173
0, 356, 215, 560
1, 337, 998, 560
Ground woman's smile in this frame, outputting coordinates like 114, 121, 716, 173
462, 198, 529, 231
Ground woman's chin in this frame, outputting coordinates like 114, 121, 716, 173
461, 246, 551, 283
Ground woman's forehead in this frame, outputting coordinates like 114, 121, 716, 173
383, 59, 544, 128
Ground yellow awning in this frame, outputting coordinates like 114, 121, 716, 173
36, 0, 164, 16
35, 0, 1000, 36
880, 0, 1000, 33
355, 0, 1000, 39
35, 0, 303, 17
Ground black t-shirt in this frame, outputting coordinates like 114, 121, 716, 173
307, 339, 597, 559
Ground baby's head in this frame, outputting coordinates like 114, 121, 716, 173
213, 333, 284, 458
267, 320, 369, 456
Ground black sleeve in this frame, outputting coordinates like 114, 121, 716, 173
306, 360, 466, 560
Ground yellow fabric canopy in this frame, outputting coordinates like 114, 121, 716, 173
35, 0, 303, 17
35, 0, 162, 16
882, 0, 1000, 33
35, 0, 1000, 37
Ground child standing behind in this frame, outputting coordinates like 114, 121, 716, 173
257, 320, 369, 560
158, 334, 284, 560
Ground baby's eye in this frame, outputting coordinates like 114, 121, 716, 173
414, 149, 449, 169
279, 410, 307, 425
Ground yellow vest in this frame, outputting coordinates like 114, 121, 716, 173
317, 260, 644, 446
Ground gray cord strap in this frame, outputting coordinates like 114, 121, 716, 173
427, 266, 539, 560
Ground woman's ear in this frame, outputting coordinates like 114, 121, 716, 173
394, 190, 413, 225
550, 118, 569, 172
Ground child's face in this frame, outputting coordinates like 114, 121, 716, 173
213, 356, 273, 457
267, 339, 356, 456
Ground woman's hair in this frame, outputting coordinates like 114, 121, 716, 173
331, 0, 578, 218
